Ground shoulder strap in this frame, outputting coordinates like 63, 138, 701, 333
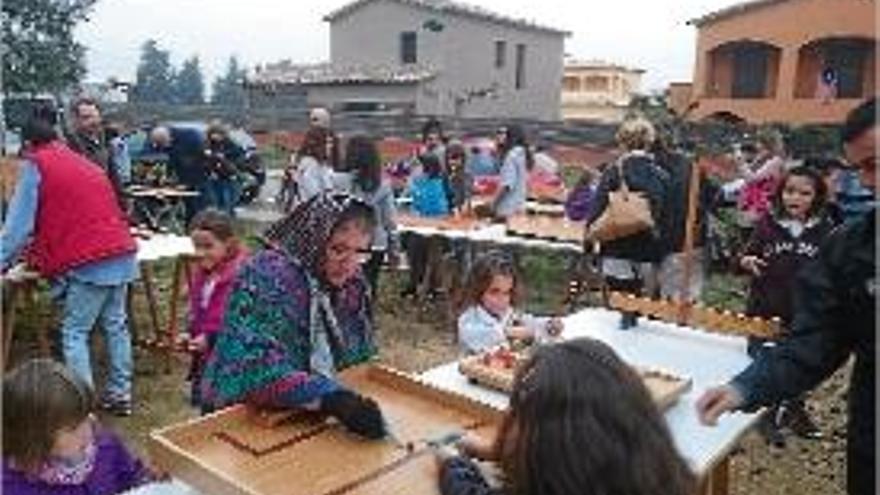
615, 155, 630, 195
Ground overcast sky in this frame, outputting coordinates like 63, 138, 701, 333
76, 0, 745, 92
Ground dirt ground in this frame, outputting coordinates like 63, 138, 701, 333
5, 263, 848, 494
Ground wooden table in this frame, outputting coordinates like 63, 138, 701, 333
0, 234, 195, 371
126, 186, 199, 234
133, 234, 197, 372
419, 307, 761, 495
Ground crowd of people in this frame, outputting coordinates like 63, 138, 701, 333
0, 96, 875, 495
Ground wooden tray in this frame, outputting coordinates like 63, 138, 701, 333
149, 366, 502, 495
505, 215, 584, 244
459, 352, 692, 411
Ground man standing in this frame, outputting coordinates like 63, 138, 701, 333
1, 107, 137, 416
697, 97, 876, 495
65, 98, 124, 201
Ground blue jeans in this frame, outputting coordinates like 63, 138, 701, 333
60, 279, 133, 402
208, 178, 237, 217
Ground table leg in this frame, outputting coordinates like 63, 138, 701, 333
139, 262, 163, 349
699, 456, 730, 495
2, 283, 19, 370
164, 257, 187, 373
32, 282, 51, 357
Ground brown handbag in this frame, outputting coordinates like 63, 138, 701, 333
586, 158, 655, 243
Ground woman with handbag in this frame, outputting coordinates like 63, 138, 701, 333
586, 118, 671, 326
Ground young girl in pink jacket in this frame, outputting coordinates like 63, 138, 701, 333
187, 209, 248, 409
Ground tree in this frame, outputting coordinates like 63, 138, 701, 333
2, 0, 99, 95
133, 39, 175, 104
174, 56, 205, 105
211, 56, 247, 107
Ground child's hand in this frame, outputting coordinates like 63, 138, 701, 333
740, 255, 767, 276
545, 317, 564, 337
505, 325, 532, 342
431, 444, 460, 468
456, 433, 499, 461
188, 334, 207, 353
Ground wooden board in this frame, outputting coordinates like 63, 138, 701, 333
149, 366, 502, 495
458, 349, 692, 411
397, 213, 484, 232
505, 214, 584, 244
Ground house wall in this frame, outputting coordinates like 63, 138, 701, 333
329, 0, 565, 120
689, 0, 876, 124
305, 83, 419, 112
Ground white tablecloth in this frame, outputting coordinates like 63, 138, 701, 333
136, 234, 195, 262
419, 307, 760, 475
398, 222, 582, 254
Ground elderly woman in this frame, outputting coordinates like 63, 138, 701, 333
200, 192, 386, 439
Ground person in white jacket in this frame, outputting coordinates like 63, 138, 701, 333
457, 252, 562, 354
295, 127, 339, 203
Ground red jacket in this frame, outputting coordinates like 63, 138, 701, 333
26, 141, 135, 278
188, 248, 249, 339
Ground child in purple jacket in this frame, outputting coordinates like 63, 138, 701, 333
187, 209, 249, 409
2, 359, 152, 495
739, 166, 836, 445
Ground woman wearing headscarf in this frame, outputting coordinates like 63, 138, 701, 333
200, 192, 386, 439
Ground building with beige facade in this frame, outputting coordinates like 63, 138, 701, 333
670, 0, 876, 124
561, 60, 644, 122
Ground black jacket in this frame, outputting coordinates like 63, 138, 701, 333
588, 153, 671, 262
65, 130, 125, 205
654, 151, 719, 253
741, 213, 837, 327
732, 208, 876, 495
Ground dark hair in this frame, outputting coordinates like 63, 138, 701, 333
773, 166, 828, 219
446, 141, 466, 176
190, 208, 237, 241
841, 97, 876, 144
3, 359, 95, 472
458, 251, 522, 311
497, 338, 696, 495
21, 104, 59, 146
419, 152, 444, 178
421, 118, 444, 143
500, 124, 534, 170
71, 97, 100, 117
206, 121, 229, 141
801, 155, 845, 176
299, 126, 339, 167
346, 134, 382, 193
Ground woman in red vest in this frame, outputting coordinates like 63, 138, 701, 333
1, 108, 137, 416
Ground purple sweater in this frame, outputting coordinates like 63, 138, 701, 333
2, 429, 151, 495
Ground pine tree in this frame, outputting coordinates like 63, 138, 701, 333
2, 0, 99, 95
174, 56, 205, 104
211, 56, 247, 107
133, 39, 175, 103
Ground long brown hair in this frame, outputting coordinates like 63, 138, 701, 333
457, 251, 523, 312
298, 126, 339, 168
496, 338, 697, 495
3, 359, 96, 472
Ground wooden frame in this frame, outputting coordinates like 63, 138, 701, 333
607, 291, 782, 339
150, 366, 503, 495
458, 351, 692, 410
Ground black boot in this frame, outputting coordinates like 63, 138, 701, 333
779, 400, 823, 440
